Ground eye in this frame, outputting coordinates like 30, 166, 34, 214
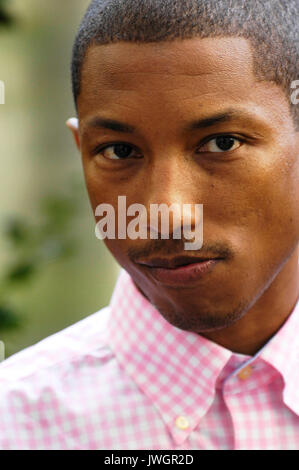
197, 135, 243, 153
93, 143, 142, 160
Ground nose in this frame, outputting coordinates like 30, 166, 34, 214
143, 155, 203, 240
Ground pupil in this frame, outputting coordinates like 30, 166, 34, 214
216, 136, 234, 151
114, 144, 132, 158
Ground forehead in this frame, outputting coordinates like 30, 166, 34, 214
80, 37, 253, 98
78, 36, 291, 130
83, 36, 252, 78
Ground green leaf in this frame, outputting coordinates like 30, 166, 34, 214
0, 0, 13, 26
0, 305, 20, 329
6, 262, 36, 283
4, 218, 30, 246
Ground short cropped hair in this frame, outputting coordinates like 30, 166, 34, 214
71, 0, 299, 126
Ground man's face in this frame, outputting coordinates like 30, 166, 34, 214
73, 36, 299, 332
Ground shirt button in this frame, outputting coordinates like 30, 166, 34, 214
237, 364, 253, 380
175, 415, 190, 430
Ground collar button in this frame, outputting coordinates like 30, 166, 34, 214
175, 415, 190, 430
237, 364, 253, 381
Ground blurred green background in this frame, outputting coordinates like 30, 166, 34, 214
0, 0, 120, 358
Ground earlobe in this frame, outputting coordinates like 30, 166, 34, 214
66, 117, 81, 151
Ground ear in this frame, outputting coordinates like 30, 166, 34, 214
66, 117, 81, 151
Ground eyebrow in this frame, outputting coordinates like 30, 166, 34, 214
83, 109, 264, 136
184, 110, 249, 131
84, 117, 135, 134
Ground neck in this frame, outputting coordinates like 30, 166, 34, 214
200, 247, 299, 356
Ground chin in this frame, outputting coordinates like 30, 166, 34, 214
150, 294, 250, 333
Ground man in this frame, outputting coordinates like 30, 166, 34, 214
0, 0, 298, 450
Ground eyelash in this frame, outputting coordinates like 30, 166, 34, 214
196, 134, 246, 153
91, 134, 247, 160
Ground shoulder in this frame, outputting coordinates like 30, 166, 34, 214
0, 303, 151, 449
0, 305, 111, 382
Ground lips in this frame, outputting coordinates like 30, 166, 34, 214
137, 255, 220, 269
136, 255, 223, 286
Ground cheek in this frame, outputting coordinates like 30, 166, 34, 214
256, 152, 299, 240
238, 155, 299, 259
103, 238, 136, 273
81, 159, 99, 211
204, 149, 299, 262
81, 162, 117, 214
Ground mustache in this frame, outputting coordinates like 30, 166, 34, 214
128, 239, 233, 261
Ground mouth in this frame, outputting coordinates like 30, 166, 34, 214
136, 255, 224, 286
137, 254, 222, 269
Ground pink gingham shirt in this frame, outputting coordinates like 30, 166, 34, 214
0, 268, 298, 450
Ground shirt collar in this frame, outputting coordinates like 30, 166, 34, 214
258, 295, 299, 415
106, 268, 299, 444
